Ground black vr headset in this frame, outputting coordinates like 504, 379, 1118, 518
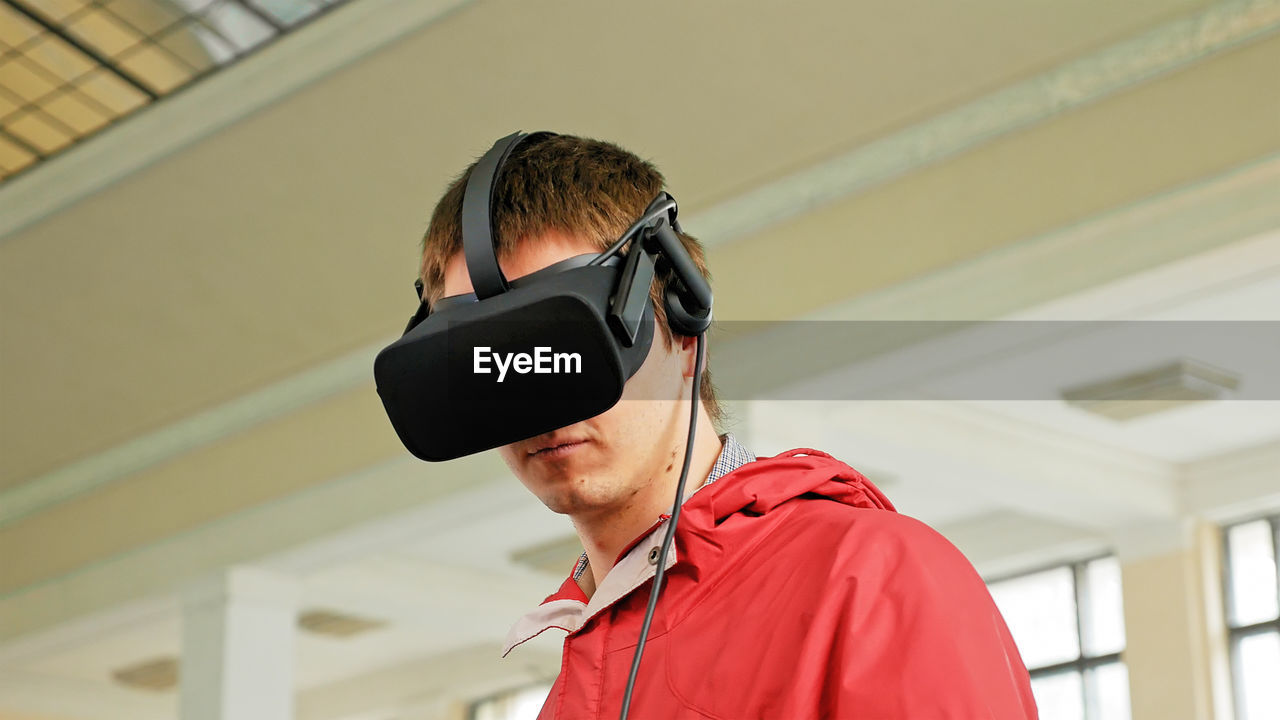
373, 131, 713, 462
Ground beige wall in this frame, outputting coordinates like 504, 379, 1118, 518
1120, 521, 1236, 720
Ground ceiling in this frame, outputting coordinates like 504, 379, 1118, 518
0, 0, 354, 182
0, 0, 1278, 718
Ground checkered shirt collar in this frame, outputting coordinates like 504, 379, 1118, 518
571, 433, 755, 581
708, 432, 756, 484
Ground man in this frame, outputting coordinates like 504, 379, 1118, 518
417, 132, 1037, 718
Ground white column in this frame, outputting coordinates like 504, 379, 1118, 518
181, 566, 298, 720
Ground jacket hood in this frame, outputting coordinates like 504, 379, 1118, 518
699, 447, 895, 523
652, 447, 899, 598
602, 447, 897, 571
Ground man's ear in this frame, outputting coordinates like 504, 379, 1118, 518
679, 333, 700, 380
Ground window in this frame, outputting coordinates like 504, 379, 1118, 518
987, 556, 1130, 720
0, 0, 352, 182
471, 682, 553, 720
1223, 514, 1280, 720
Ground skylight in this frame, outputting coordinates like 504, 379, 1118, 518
0, 0, 350, 183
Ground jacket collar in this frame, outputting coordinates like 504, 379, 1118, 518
502, 514, 678, 657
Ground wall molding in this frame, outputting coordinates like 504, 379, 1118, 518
804, 153, 1280, 321
692, 0, 1280, 248
0, 341, 386, 527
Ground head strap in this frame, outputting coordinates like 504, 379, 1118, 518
460, 131, 527, 299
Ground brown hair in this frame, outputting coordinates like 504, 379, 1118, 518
418, 132, 724, 429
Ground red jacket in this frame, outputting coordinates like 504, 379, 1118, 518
503, 449, 1038, 719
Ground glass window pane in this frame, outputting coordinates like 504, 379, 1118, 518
1236, 630, 1280, 720
0, 57, 59, 102
1086, 661, 1131, 720
66, 7, 147, 58
6, 110, 73, 154
117, 43, 194, 93
473, 683, 553, 720
989, 566, 1081, 668
201, 1, 276, 53
1032, 671, 1085, 720
72, 67, 148, 115
23, 35, 97, 83
41, 90, 111, 135
155, 22, 220, 73
187, 20, 237, 65
27, 0, 92, 23
0, 88, 20, 118
0, 134, 38, 172
104, 0, 185, 36
249, 0, 323, 26
1227, 519, 1279, 627
0, 7, 44, 48
1082, 556, 1126, 656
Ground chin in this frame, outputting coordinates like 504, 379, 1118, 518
530, 479, 619, 516
534, 490, 593, 516
538, 497, 582, 516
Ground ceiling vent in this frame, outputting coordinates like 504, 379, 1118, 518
1062, 359, 1239, 421
297, 609, 386, 638
113, 656, 178, 691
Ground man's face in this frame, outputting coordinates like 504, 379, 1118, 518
438, 230, 697, 518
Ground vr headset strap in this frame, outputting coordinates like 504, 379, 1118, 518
461, 131, 525, 300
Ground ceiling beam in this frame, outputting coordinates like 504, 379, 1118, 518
691, 0, 1280, 250
1181, 436, 1280, 521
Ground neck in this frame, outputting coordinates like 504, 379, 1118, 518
572, 409, 722, 598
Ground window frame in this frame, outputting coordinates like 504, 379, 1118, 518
1220, 512, 1280, 720
985, 554, 1127, 719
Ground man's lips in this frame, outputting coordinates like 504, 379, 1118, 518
528, 439, 589, 459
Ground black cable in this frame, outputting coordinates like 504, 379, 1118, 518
617, 331, 706, 720
589, 199, 677, 266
